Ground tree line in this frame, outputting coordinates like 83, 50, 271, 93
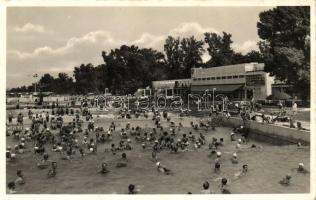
9, 7, 310, 101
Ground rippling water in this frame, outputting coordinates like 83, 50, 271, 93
6, 115, 310, 194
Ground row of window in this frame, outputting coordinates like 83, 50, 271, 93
193, 75, 245, 81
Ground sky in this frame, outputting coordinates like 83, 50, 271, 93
6, 6, 273, 88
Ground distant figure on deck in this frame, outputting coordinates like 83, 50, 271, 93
292, 101, 298, 116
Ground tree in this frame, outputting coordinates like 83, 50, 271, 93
257, 6, 310, 102
180, 36, 205, 78
164, 36, 204, 79
102, 45, 168, 94
38, 73, 55, 92
73, 63, 99, 94
164, 36, 184, 79
54, 73, 74, 94
204, 32, 235, 67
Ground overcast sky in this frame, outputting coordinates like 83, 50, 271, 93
7, 6, 273, 88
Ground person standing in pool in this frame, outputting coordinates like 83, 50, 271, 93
47, 162, 57, 178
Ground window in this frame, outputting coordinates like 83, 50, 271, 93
216, 77, 221, 80
211, 77, 216, 80
166, 89, 173, 96
202, 78, 206, 80
246, 74, 265, 86
227, 76, 232, 79
207, 77, 211, 80
233, 75, 238, 79
193, 78, 197, 81
239, 75, 245, 78
198, 78, 202, 81
222, 76, 227, 79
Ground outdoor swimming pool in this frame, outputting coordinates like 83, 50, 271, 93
6, 113, 310, 194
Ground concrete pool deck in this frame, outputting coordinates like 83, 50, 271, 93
222, 117, 310, 145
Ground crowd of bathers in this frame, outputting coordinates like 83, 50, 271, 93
6, 101, 309, 194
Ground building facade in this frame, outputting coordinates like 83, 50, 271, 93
151, 63, 274, 101
190, 63, 274, 100
152, 79, 191, 99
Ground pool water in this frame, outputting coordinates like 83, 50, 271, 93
6, 115, 310, 194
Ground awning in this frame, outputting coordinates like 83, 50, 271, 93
191, 84, 244, 93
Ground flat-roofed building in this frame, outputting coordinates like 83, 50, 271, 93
191, 63, 274, 100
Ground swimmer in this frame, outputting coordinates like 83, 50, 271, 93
100, 162, 110, 174
6, 146, 16, 162
111, 144, 116, 155
234, 164, 248, 179
219, 138, 224, 146
214, 162, 221, 173
231, 153, 238, 164
221, 178, 231, 194
37, 153, 51, 169
47, 162, 57, 178
279, 174, 291, 186
201, 181, 213, 194
151, 150, 158, 161
15, 170, 25, 185
214, 151, 221, 164
7, 181, 16, 194
230, 132, 236, 142
116, 153, 128, 168
156, 162, 172, 175
128, 184, 140, 194
236, 139, 242, 149
79, 148, 85, 157
297, 163, 309, 174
